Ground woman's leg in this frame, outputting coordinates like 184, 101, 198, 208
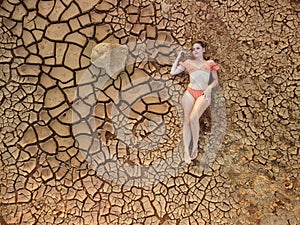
182, 91, 195, 163
189, 96, 210, 159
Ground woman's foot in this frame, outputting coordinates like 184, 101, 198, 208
184, 150, 192, 164
190, 148, 198, 160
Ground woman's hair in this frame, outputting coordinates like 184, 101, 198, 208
190, 40, 208, 60
191, 40, 207, 49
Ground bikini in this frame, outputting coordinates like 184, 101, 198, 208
186, 87, 205, 100
179, 60, 219, 100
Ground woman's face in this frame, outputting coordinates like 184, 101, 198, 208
192, 43, 205, 58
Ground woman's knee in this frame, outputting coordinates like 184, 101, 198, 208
183, 117, 190, 126
189, 112, 198, 124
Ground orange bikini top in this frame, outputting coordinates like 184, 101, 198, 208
179, 60, 219, 74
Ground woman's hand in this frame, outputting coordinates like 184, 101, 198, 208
204, 86, 212, 101
177, 51, 186, 61
170, 51, 186, 75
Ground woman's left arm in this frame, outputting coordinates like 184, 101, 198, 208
208, 70, 219, 89
204, 61, 219, 100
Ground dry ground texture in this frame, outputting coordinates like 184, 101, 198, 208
0, 0, 299, 224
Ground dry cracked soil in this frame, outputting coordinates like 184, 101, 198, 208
0, 0, 299, 224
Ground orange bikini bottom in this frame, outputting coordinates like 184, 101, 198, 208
187, 87, 204, 100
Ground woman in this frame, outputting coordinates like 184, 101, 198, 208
170, 41, 219, 163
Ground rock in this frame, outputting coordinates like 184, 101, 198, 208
90, 43, 128, 77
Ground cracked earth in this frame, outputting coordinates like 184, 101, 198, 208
0, 0, 299, 224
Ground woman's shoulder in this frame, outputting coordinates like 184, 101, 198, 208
206, 59, 219, 70
207, 59, 217, 64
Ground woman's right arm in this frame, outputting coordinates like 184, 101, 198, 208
170, 51, 185, 75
